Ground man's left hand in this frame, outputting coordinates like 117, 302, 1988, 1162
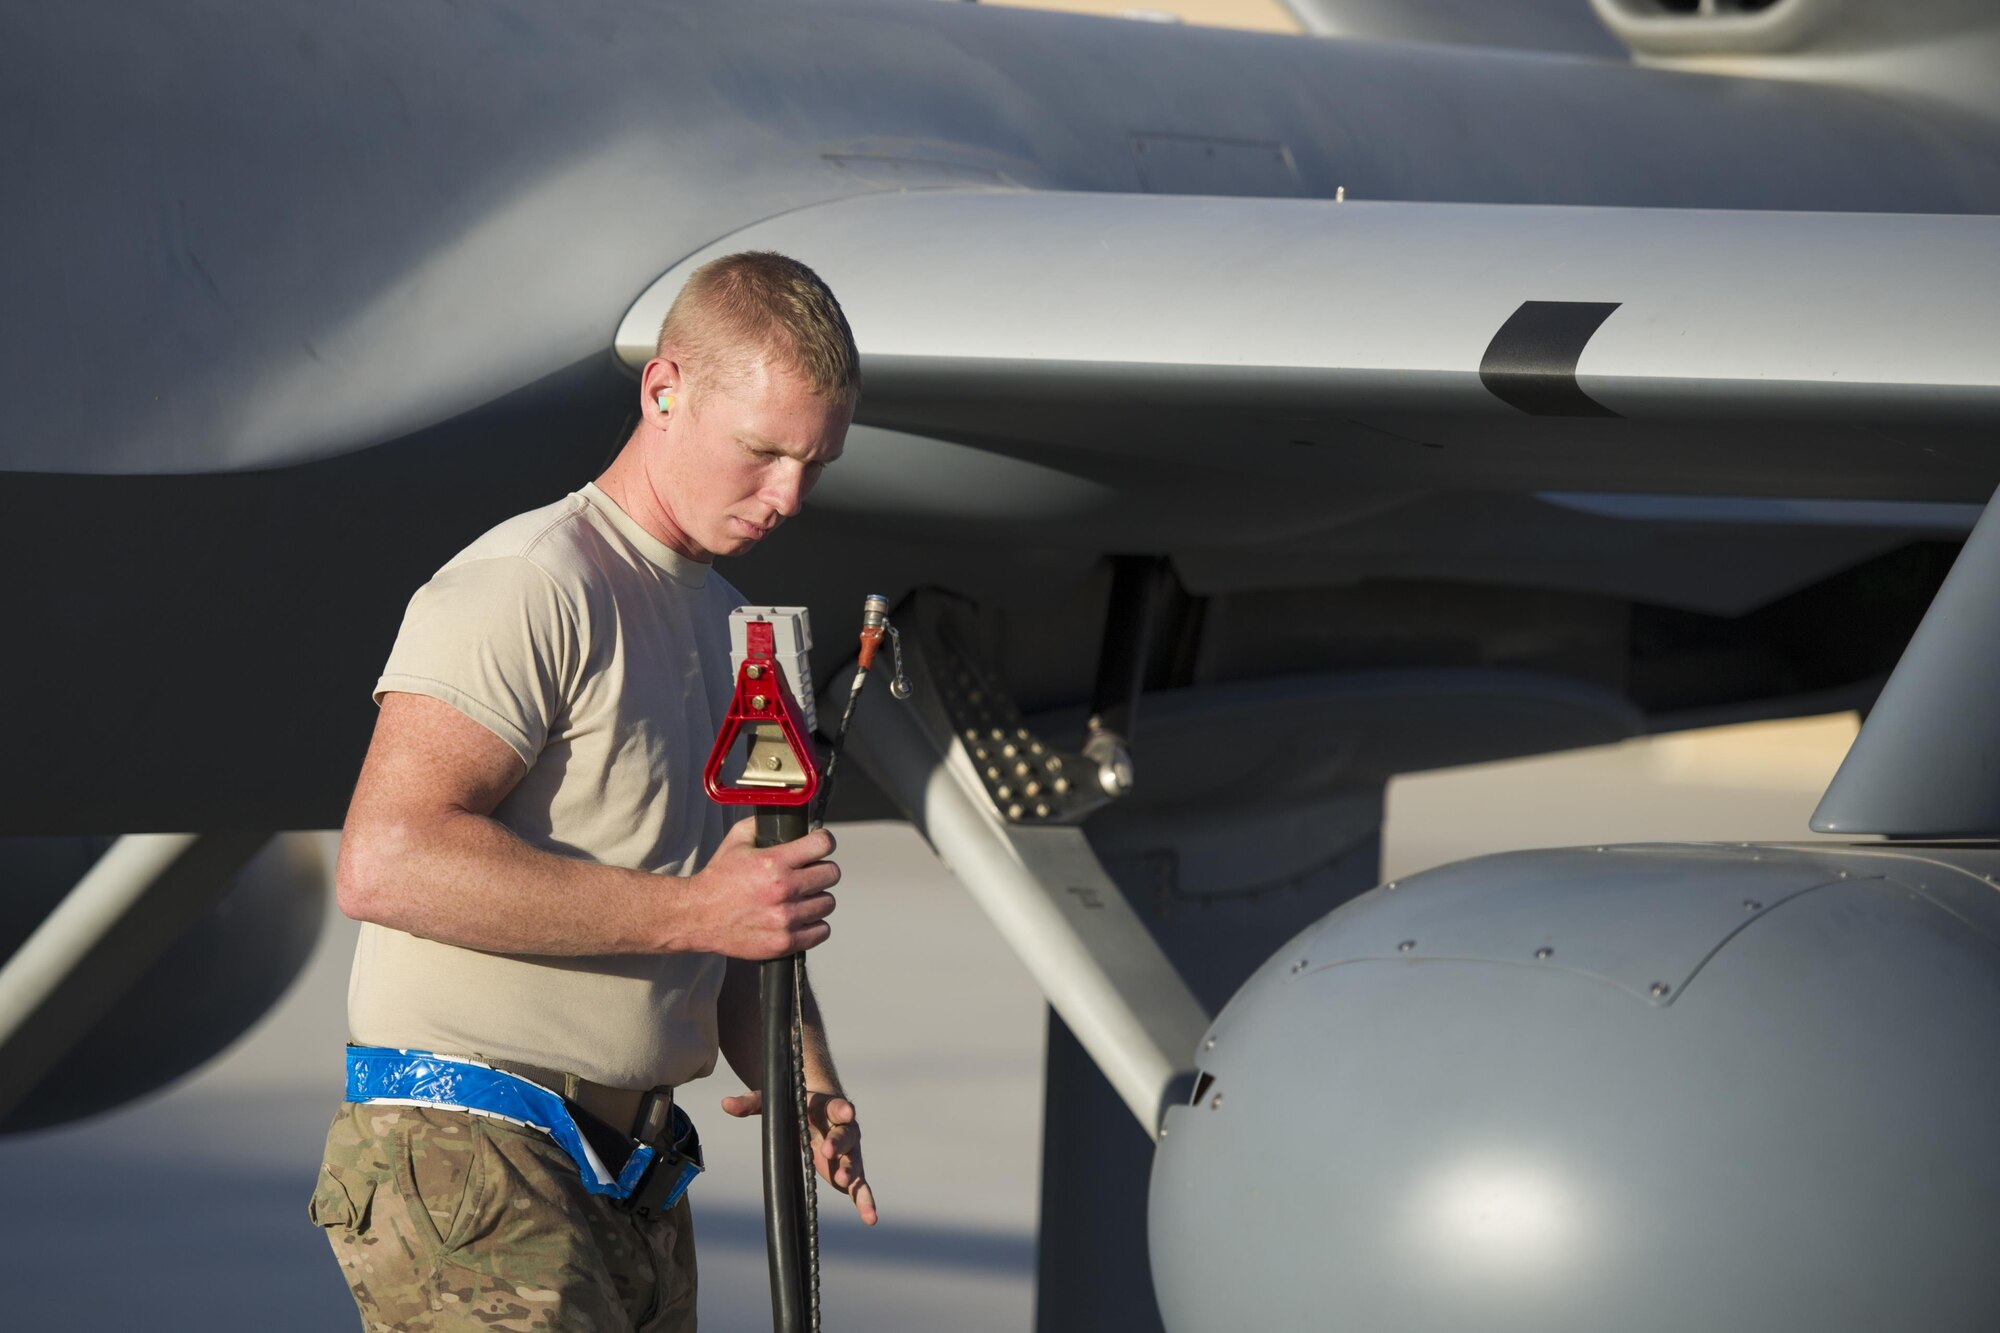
721, 1089, 879, 1225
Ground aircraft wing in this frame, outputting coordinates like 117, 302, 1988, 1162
618, 190, 2000, 505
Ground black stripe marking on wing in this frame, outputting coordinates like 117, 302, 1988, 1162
1479, 301, 1622, 418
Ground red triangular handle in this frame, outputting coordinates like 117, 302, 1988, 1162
703, 635, 822, 807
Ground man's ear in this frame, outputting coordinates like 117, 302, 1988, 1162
643, 355, 686, 423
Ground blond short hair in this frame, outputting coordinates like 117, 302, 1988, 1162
656, 251, 860, 407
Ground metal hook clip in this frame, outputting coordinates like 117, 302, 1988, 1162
885, 624, 912, 700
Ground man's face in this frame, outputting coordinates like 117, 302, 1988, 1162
647, 355, 851, 562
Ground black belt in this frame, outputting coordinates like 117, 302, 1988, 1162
478, 1056, 674, 1141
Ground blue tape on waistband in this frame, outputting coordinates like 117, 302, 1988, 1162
344, 1046, 698, 1204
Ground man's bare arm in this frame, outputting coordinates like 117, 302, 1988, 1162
717, 957, 765, 1086
717, 958, 877, 1223
716, 956, 843, 1095
335, 692, 839, 959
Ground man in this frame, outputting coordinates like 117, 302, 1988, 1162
311, 251, 875, 1332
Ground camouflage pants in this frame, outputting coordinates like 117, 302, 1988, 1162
310, 1103, 696, 1332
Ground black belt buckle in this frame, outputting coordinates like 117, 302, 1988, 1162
625, 1105, 704, 1217
634, 1087, 674, 1144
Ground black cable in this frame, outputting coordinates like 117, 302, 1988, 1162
756, 808, 811, 1333
794, 662, 871, 1332
773, 609, 899, 1333
807, 664, 870, 832
792, 950, 821, 1333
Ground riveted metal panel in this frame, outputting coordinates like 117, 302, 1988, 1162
1285, 843, 1856, 1003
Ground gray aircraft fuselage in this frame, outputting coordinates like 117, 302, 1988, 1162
4, 0, 1996, 833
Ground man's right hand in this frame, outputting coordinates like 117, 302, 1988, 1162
678, 820, 840, 959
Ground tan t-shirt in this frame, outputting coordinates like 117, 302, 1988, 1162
347, 483, 744, 1090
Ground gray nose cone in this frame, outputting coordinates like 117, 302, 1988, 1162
1150, 844, 2000, 1333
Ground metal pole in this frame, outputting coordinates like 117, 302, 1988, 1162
837, 647, 1207, 1135
756, 806, 811, 1333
